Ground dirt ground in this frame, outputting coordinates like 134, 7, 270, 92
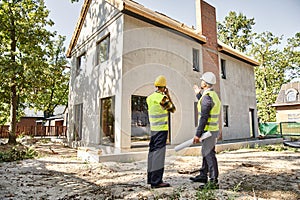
0, 140, 299, 200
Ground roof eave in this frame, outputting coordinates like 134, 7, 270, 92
217, 41, 260, 66
66, 0, 92, 58
122, 0, 206, 43
272, 102, 300, 107
66, 0, 206, 58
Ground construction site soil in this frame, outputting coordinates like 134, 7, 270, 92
0, 140, 299, 200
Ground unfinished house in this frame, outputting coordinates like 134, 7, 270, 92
66, 0, 259, 154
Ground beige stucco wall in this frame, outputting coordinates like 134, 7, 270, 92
219, 54, 258, 140
276, 107, 300, 122
68, 1, 124, 147
121, 15, 205, 148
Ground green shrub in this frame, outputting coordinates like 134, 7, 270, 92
0, 145, 38, 162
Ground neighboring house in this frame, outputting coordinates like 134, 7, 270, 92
0, 106, 67, 138
273, 82, 300, 122
66, 0, 259, 151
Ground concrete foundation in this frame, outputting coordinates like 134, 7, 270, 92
77, 138, 283, 163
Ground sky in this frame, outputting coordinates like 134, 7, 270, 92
45, 0, 300, 50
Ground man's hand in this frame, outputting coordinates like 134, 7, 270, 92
193, 85, 201, 94
193, 135, 200, 144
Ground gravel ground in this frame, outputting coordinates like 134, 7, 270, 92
0, 141, 299, 200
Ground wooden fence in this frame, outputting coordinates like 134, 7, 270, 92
0, 125, 67, 138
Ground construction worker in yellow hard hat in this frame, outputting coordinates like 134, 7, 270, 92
190, 71, 221, 190
154, 75, 167, 87
146, 75, 176, 189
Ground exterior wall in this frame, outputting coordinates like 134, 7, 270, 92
68, 0, 259, 150
275, 105, 300, 122
68, 0, 124, 147
17, 118, 40, 127
219, 53, 258, 140
121, 15, 205, 147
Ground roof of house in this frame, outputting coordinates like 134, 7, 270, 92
66, 0, 259, 66
24, 105, 67, 118
273, 82, 300, 107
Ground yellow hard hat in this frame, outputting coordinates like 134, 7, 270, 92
154, 75, 167, 87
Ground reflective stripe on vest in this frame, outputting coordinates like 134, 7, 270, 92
147, 92, 168, 131
197, 90, 221, 131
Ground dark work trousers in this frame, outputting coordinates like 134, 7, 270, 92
147, 130, 168, 186
199, 130, 219, 181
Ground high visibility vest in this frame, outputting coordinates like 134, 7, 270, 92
197, 90, 221, 131
147, 92, 168, 131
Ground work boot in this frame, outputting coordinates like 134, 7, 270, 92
151, 182, 170, 189
199, 179, 219, 190
190, 175, 208, 183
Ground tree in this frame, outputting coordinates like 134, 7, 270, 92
0, 0, 55, 144
217, 11, 255, 53
251, 32, 287, 122
284, 32, 300, 81
30, 35, 69, 117
217, 12, 298, 123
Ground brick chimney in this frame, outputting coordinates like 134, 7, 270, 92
195, 0, 220, 94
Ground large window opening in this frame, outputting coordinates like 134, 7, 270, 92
131, 95, 150, 147
100, 96, 115, 145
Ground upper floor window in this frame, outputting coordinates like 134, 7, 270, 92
76, 53, 86, 76
285, 89, 298, 102
193, 48, 200, 72
97, 34, 110, 65
221, 59, 226, 79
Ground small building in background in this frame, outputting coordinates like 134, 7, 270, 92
273, 82, 300, 122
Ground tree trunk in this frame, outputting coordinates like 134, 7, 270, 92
8, 83, 17, 144
8, 16, 18, 144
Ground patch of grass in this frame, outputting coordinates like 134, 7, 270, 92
169, 187, 183, 199
232, 181, 242, 192
195, 182, 217, 200
260, 144, 287, 152
0, 144, 38, 162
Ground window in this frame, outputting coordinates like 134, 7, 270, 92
221, 59, 226, 79
100, 96, 115, 145
131, 95, 150, 146
74, 104, 83, 140
193, 48, 200, 72
223, 105, 229, 127
76, 53, 86, 76
97, 34, 110, 65
285, 89, 297, 102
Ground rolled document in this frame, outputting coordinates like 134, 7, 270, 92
200, 131, 212, 141
174, 138, 194, 152
174, 131, 212, 152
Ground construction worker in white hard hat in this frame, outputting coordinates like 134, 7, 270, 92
146, 75, 176, 189
190, 71, 221, 189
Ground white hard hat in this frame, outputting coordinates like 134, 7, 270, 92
200, 72, 216, 85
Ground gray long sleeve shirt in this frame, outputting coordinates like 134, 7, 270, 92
196, 90, 214, 137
